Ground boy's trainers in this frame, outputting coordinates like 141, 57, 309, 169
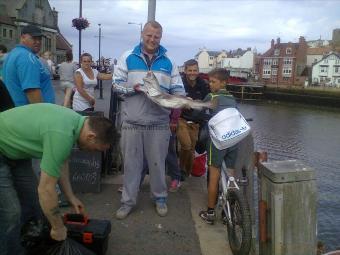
169, 179, 181, 192
199, 210, 216, 225
155, 198, 168, 217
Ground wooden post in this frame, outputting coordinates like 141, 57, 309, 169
258, 160, 317, 255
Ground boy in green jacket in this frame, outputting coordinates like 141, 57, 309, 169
199, 68, 238, 224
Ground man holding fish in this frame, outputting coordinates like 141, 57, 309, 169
113, 21, 186, 219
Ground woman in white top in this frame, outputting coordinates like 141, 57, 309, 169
73, 53, 112, 111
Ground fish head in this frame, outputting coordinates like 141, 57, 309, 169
142, 71, 162, 96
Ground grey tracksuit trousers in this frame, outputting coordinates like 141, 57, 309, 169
120, 122, 170, 207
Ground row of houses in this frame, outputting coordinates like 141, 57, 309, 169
194, 29, 340, 87
0, 0, 72, 64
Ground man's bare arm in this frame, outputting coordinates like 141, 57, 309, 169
25, 88, 43, 103
98, 72, 113, 80
38, 171, 67, 240
59, 160, 84, 213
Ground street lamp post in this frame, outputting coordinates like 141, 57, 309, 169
128, 22, 143, 42
78, 0, 82, 63
98, 23, 103, 99
148, 0, 156, 21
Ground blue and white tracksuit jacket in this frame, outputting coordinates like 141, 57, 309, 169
113, 44, 185, 126
113, 44, 185, 205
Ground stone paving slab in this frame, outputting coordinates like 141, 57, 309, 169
75, 182, 202, 255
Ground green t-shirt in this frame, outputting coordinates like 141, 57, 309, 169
0, 103, 86, 177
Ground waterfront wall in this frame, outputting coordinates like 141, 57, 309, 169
264, 87, 340, 108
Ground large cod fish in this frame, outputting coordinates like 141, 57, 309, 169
136, 72, 213, 110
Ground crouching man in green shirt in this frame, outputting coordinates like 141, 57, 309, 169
0, 103, 117, 254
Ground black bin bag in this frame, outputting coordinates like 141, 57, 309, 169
21, 219, 95, 255
46, 238, 96, 255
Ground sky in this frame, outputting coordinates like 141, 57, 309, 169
49, 0, 340, 65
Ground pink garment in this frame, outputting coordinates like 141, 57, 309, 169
170, 109, 182, 125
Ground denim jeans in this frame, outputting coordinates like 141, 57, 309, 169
166, 133, 181, 181
0, 155, 42, 255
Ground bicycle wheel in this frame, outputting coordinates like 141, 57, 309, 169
224, 189, 252, 255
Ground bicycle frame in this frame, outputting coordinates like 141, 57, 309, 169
219, 161, 240, 223
219, 161, 252, 255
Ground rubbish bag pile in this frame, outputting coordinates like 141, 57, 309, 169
45, 238, 96, 255
21, 218, 95, 255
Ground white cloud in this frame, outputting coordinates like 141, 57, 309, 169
116, 0, 147, 11
49, 0, 340, 64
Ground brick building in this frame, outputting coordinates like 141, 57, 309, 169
0, 0, 72, 63
258, 37, 308, 86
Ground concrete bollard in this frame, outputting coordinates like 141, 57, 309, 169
258, 160, 317, 255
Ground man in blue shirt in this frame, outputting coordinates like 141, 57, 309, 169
3, 25, 55, 106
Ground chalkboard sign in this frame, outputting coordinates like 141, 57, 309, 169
69, 148, 102, 193
69, 111, 105, 193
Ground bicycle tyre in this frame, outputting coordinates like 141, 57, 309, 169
225, 189, 252, 255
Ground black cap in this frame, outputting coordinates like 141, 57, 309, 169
21, 25, 43, 37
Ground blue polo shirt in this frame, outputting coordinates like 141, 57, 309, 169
3, 44, 55, 106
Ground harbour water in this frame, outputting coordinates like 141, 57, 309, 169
239, 101, 340, 251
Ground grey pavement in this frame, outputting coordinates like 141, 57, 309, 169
52, 80, 232, 255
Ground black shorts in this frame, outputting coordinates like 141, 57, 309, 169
207, 139, 238, 169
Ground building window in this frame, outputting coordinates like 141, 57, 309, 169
264, 59, 272, 66
282, 68, 292, 77
324, 59, 328, 64
338, 79, 340, 83
320, 66, 328, 73
9, 30, 13, 38
272, 69, 278, 75
283, 58, 292, 65
43, 37, 52, 52
272, 58, 278, 66
209, 56, 214, 60
274, 49, 280, 56
3, 28, 7, 38
336, 59, 340, 64
286, 48, 292, 54
35, 0, 43, 8
209, 64, 212, 67
263, 69, 271, 76
334, 67, 339, 73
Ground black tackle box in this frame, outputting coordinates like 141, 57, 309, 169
64, 214, 111, 255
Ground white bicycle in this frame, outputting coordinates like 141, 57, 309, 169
219, 161, 252, 255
